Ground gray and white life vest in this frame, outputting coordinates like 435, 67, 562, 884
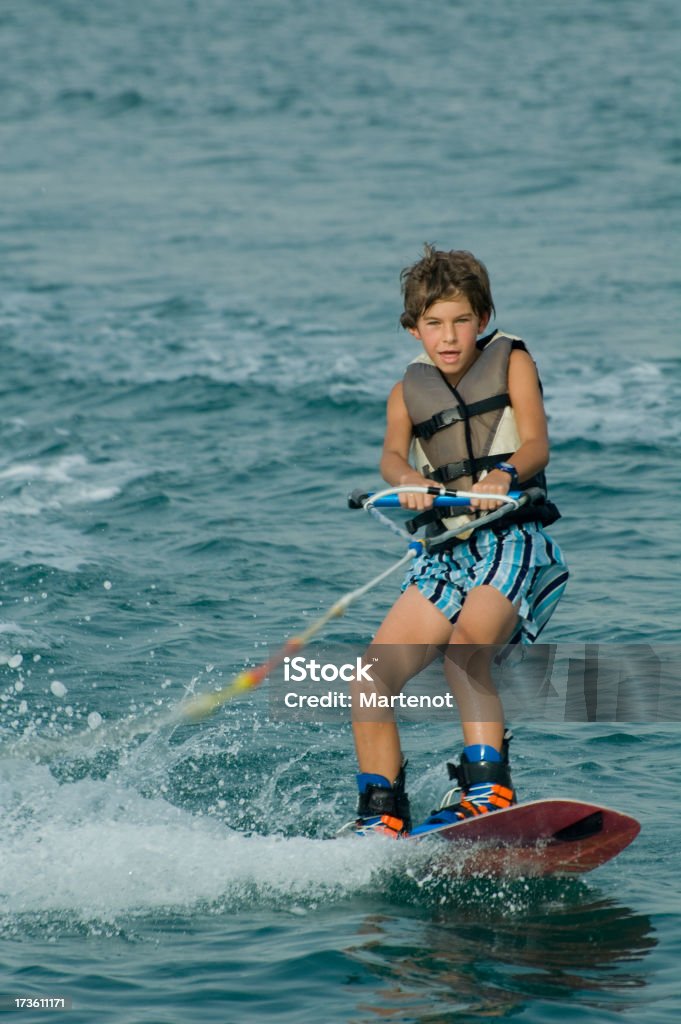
402, 330, 559, 539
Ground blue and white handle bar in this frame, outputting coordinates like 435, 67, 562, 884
350, 486, 523, 509
348, 485, 547, 552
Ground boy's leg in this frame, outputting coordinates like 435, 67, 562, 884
411, 585, 519, 834
347, 586, 452, 835
351, 585, 453, 779
445, 584, 519, 749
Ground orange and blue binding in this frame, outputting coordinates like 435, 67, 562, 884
410, 732, 516, 836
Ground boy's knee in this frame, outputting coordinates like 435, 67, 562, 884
448, 623, 478, 646
350, 675, 395, 724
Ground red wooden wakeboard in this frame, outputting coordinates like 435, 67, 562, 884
408, 799, 640, 876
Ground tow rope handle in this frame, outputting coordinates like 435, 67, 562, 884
347, 487, 540, 509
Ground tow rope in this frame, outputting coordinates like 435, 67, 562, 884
179, 486, 529, 722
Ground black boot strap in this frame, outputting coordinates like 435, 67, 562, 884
447, 757, 513, 791
357, 761, 412, 831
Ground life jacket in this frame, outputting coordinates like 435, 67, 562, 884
402, 330, 560, 541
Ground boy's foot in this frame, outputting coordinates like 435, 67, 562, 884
410, 734, 516, 836
338, 764, 411, 838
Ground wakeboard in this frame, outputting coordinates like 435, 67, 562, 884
407, 799, 640, 877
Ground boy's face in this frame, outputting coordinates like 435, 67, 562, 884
407, 294, 490, 384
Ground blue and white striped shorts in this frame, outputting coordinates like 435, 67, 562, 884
402, 522, 568, 644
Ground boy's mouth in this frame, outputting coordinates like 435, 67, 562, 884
438, 350, 460, 362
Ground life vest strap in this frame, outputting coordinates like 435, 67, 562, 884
412, 393, 510, 442
405, 508, 444, 534
428, 454, 509, 486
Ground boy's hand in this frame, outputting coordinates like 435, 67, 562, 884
470, 470, 511, 511
397, 473, 437, 510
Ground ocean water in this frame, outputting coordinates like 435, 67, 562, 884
1, 0, 680, 1021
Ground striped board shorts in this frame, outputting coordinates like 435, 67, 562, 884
402, 522, 569, 645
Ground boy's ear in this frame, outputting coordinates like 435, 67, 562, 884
478, 313, 490, 334
407, 326, 422, 341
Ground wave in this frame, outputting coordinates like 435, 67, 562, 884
0, 753, 406, 924
0, 454, 131, 517
5, 293, 679, 449
546, 356, 681, 448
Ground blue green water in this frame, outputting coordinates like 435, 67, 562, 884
1, 0, 680, 1020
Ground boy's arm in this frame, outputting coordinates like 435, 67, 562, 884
505, 347, 550, 475
380, 382, 435, 511
471, 348, 550, 510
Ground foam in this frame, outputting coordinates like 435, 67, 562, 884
0, 451, 141, 569
0, 453, 131, 516
0, 759, 400, 920
546, 358, 681, 447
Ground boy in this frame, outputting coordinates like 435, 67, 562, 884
350, 245, 568, 837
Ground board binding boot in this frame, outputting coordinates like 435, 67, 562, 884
411, 731, 516, 836
338, 763, 411, 838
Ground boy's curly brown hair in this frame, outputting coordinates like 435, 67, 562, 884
400, 244, 495, 329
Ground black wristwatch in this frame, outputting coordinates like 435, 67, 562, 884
494, 462, 520, 487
